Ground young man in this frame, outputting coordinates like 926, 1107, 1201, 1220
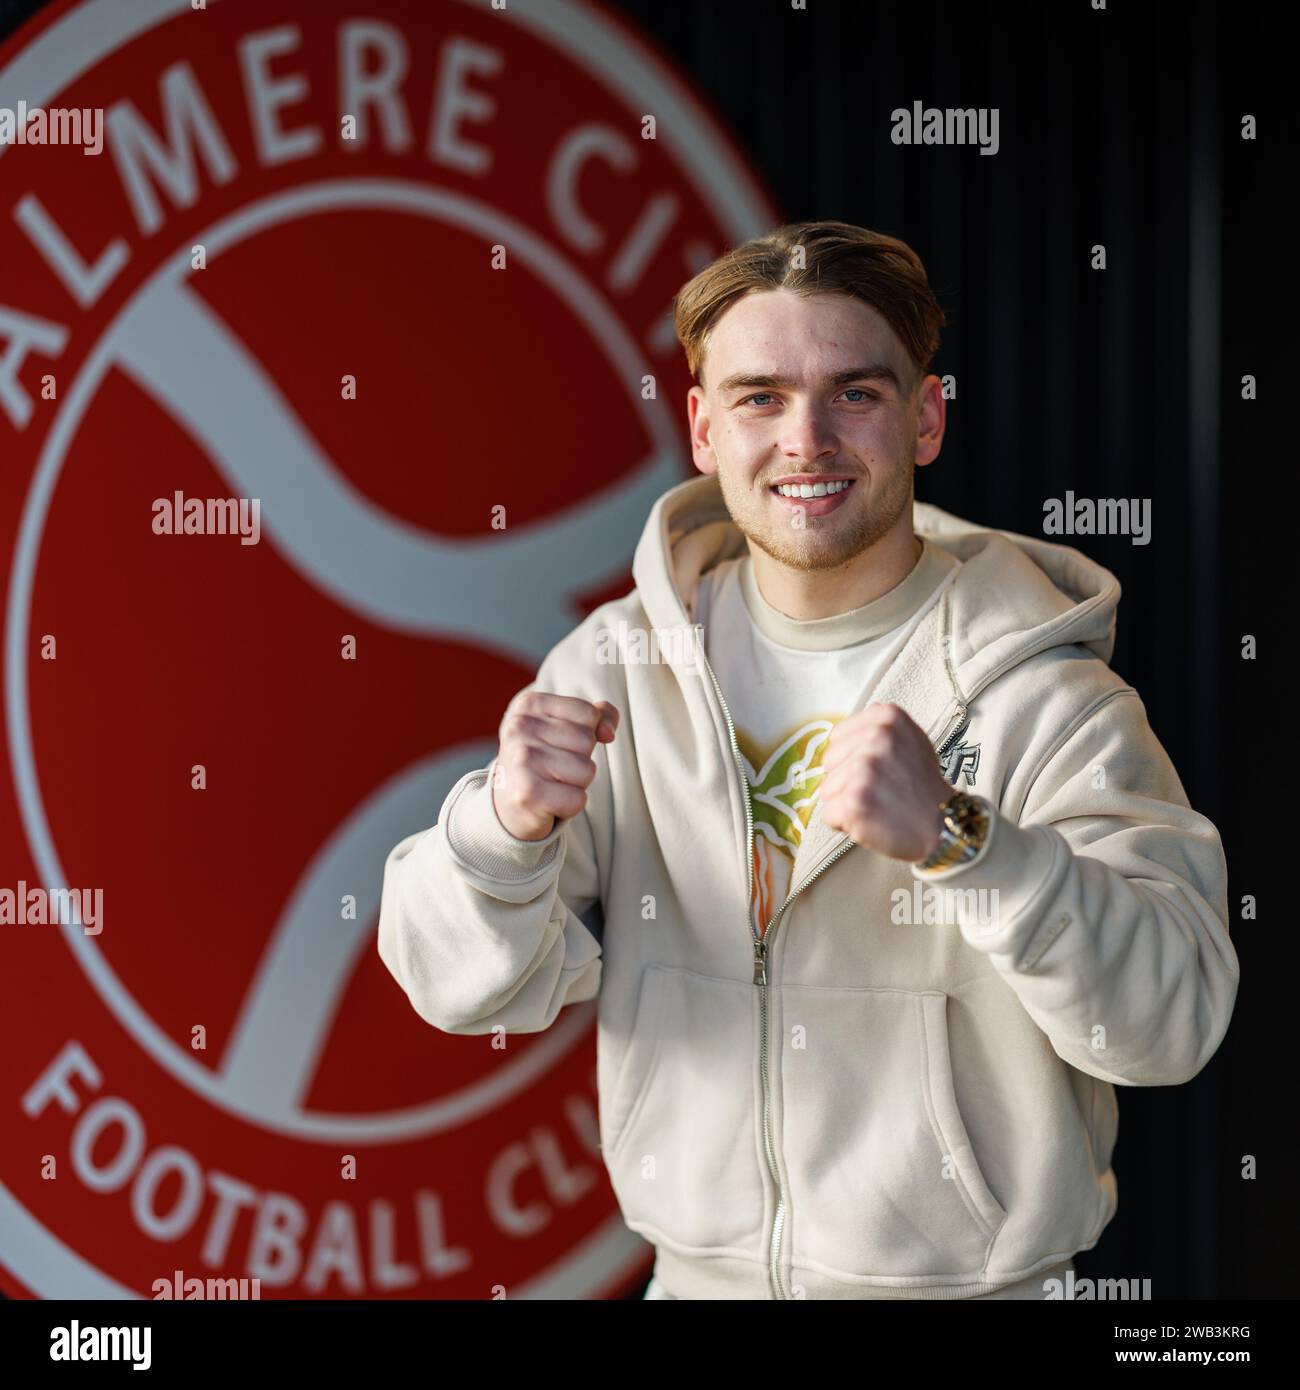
378, 221, 1239, 1301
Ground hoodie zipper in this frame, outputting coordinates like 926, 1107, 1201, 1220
751, 837, 857, 1298
696, 624, 969, 1301
934, 701, 971, 765
697, 642, 792, 1300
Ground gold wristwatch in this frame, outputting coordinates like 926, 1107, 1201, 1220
915, 791, 990, 873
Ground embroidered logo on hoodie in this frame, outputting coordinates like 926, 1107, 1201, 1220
940, 740, 981, 787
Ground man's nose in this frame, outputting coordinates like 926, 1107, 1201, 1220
778, 403, 837, 462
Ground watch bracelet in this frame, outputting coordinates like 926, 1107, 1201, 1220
916, 792, 990, 872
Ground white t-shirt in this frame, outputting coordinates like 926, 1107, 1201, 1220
692, 537, 957, 937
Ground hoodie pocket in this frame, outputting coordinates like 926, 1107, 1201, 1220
781, 985, 1007, 1279
603, 963, 767, 1256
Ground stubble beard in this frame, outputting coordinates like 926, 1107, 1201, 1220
717, 436, 917, 575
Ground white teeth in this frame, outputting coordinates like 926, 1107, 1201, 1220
774, 480, 852, 498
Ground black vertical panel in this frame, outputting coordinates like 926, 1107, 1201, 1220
1216, 0, 1274, 1301
1015, 7, 1048, 522
1186, 0, 1225, 1298
1188, 0, 1222, 812
751, 4, 785, 195
1102, 16, 1134, 509
872, 4, 905, 235
985, 15, 1020, 528
1149, 5, 1192, 769
1043, 4, 1078, 519
927, 1, 960, 510
812, 13, 843, 216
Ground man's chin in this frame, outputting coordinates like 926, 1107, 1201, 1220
738, 521, 867, 574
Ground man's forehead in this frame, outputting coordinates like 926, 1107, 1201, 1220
703, 294, 902, 381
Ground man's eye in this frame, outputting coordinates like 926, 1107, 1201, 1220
841, 388, 876, 402
742, 392, 775, 407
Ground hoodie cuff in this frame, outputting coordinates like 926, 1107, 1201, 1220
909, 799, 1059, 955
442, 762, 565, 882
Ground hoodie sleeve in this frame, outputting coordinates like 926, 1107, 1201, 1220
911, 686, 1239, 1087
376, 652, 609, 1036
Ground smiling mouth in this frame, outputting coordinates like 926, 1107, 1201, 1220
768, 478, 857, 498
767, 477, 858, 518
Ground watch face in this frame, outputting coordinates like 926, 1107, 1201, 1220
940, 795, 985, 847
944, 798, 967, 831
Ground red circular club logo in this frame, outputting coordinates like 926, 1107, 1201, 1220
0, 0, 774, 1297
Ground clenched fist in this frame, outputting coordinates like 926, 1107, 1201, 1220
819, 702, 954, 861
490, 692, 619, 842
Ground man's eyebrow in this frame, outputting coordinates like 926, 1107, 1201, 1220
714, 364, 903, 394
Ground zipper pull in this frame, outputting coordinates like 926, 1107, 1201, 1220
935, 701, 969, 756
752, 935, 767, 986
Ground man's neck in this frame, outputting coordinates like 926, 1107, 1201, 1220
748, 527, 924, 622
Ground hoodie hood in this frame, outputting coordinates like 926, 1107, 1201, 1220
631, 473, 1122, 705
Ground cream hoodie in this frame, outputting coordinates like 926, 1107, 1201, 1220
377, 474, 1239, 1300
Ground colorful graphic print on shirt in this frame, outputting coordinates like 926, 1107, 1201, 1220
736, 713, 846, 938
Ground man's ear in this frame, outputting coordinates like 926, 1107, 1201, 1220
914, 373, 946, 469
687, 384, 716, 476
